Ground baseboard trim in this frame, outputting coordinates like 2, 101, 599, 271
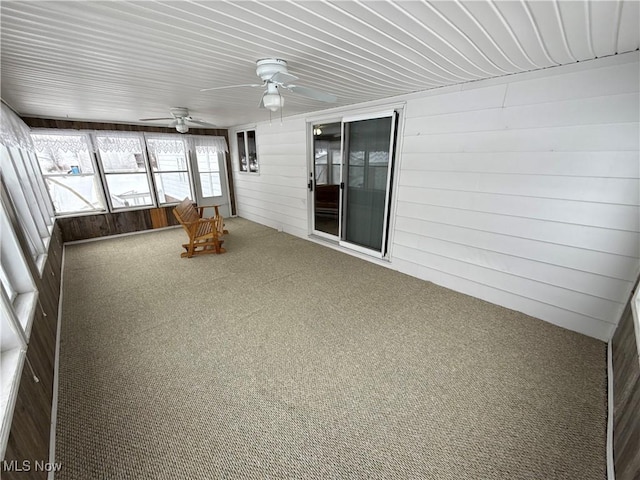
48, 246, 65, 480
607, 339, 615, 480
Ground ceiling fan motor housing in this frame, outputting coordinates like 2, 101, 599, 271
256, 58, 288, 81
169, 107, 189, 118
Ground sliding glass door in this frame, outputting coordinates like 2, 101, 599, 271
311, 122, 342, 237
310, 111, 398, 257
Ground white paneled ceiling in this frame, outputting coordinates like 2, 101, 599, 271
1, 1, 638, 128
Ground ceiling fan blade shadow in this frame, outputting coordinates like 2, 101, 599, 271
139, 117, 174, 121
285, 85, 337, 103
200, 83, 263, 92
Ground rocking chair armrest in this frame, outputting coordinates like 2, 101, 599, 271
197, 205, 221, 218
182, 217, 214, 233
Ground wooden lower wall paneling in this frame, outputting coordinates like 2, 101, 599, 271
150, 208, 168, 229
57, 210, 153, 242
57, 206, 184, 243
3, 224, 63, 480
612, 296, 640, 480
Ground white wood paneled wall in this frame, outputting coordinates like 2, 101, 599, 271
231, 53, 640, 341
231, 120, 309, 238
395, 55, 639, 341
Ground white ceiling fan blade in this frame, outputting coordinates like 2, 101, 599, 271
168, 120, 178, 127
200, 83, 263, 92
269, 71, 298, 85
187, 119, 216, 127
139, 116, 174, 121
285, 85, 337, 103
258, 91, 266, 109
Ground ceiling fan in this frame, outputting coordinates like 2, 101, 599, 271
201, 58, 337, 112
139, 107, 215, 133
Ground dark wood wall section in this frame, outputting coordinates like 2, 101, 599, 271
21, 117, 237, 216
611, 282, 640, 480
56, 206, 180, 243
3, 224, 63, 480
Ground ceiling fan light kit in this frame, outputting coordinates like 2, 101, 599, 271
262, 93, 284, 112
175, 118, 189, 133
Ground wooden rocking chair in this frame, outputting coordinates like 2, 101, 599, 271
172, 198, 228, 257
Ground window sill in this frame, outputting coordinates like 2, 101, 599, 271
0, 346, 26, 460
14, 291, 38, 341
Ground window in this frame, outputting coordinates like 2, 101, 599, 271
145, 135, 192, 204
32, 132, 106, 215
0, 194, 38, 459
0, 197, 37, 332
22, 149, 55, 229
28, 129, 229, 215
1, 146, 48, 268
237, 130, 258, 173
195, 147, 223, 198
95, 134, 154, 210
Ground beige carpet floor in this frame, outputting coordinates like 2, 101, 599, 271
55, 217, 607, 479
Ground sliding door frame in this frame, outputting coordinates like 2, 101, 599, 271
307, 104, 405, 261
339, 110, 397, 258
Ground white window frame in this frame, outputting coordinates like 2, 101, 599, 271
32, 130, 107, 217
236, 129, 259, 174
94, 133, 157, 211
1, 146, 47, 271
144, 133, 193, 206
0, 194, 38, 460
23, 149, 56, 230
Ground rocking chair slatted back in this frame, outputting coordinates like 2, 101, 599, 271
172, 198, 227, 257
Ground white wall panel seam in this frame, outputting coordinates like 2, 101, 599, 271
393, 227, 633, 302
398, 169, 639, 181
394, 184, 639, 207
395, 190, 639, 231
392, 245, 618, 327
394, 212, 639, 260
392, 220, 638, 281
403, 121, 640, 137
391, 257, 613, 341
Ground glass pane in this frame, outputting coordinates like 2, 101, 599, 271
1, 267, 17, 304
105, 174, 153, 208
247, 131, 258, 172
314, 141, 328, 186
37, 148, 94, 174
45, 176, 106, 214
196, 151, 220, 172
313, 123, 341, 237
199, 173, 222, 197
237, 132, 247, 172
100, 151, 146, 173
154, 172, 192, 204
151, 152, 187, 172
344, 116, 392, 251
